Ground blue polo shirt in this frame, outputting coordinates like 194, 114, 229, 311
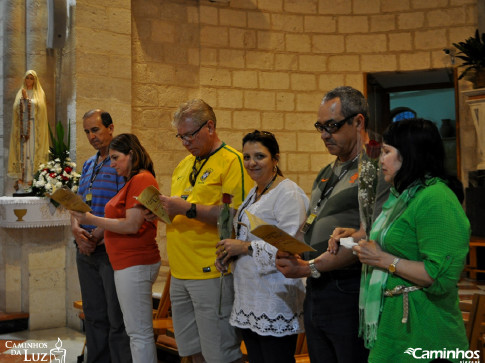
77, 152, 125, 231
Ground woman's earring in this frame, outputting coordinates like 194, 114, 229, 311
273, 165, 277, 172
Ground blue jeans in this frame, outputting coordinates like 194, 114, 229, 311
76, 245, 132, 363
304, 270, 368, 363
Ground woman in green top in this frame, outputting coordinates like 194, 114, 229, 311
353, 118, 471, 363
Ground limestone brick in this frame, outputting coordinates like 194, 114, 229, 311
151, 21, 175, 43
176, 24, 201, 47
311, 152, 335, 172
296, 93, 321, 112
188, 47, 200, 66
398, 12, 425, 30
259, 72, 290, 90
399, 52, 431, 71
132, 0, 159, 19
449, 26, 477, 44
286, 34, 312, 53
361, 54, 397, 72
328, 55, 360, 72
275, 54, 299, 70
246, 51, 275, 70
285, 112, 316, 131
248, 12, 271, 30
346, 34, 387, 53
216, 109, 235, 129
415, 29, 447, 50
428, 8, 467, 27
77, 53, 110, 76
258, 0, 283, 12
258, 31, 285, 51
201, 25, 228, 47
175, 65, 200, 87
345, 74, 364, 90
157, 86, 190, 107
262, 112, 286, 130
77, 29, 131, 55
276, 92, 296, 111
186, 6, 199, 24
287, 153, 310, 171
164, 44, 189, 65
304, 16, 337, 33
108, 7, 131, 35
388, 32, 413, 51
76, 4, 109, 30
200, 67, 232, 86
274, 131, 297, 151
198, 87, 218, 107
299, 54, 327, 72
218, 88, 244, 108
318, 0, 351, 15
318, 74, 346, 92
135, 63, 175, 84
297, 131, 324, 152
312, 35, 345, 54
220, 9, 247, 28
338, 16, 369, 34
284, 0, 317, 14
219, 49, 246, 68
200, 48, 218, 66
158, 2, 187, 23
370, 14, 396, 32
233, 110, 262, 129
291, 73, 317, 91
29, 288, 66, 329
199, 5, 218, 25
230, 28, 257, 49
353, 0, 381, 14
226, 0, 258, 9
382, 0, 411, 13
450, 0, 476, 5
411, 0, 448, 8
244, 90, 276, 110
233, 70, 258, 88
271, 14, 304, 32
297, 174, 315, 194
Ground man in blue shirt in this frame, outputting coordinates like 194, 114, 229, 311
71, 109, 131, 363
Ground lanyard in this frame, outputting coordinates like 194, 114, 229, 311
313, 153, 359, 213
189, 142, 225, 186
85, 155, 110, 205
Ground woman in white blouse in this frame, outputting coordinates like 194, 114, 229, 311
216, 130, 308, 363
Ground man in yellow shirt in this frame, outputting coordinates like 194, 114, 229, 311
160, 99, 251, 363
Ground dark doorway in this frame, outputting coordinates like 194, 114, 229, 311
364, 68, 460, 178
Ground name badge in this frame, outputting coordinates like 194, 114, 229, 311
300, 213, 317, 234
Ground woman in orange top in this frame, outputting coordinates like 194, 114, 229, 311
71, 133, 161, 363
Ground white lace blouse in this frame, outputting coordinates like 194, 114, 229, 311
230, 178, 309, 336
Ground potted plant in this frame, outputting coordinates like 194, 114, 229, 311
452, 29, 485, 88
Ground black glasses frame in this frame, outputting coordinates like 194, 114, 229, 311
314, 113, 359, 134
176, 121, 208, 142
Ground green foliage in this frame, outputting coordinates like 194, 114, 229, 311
452, 29, 485, 80
48, 120, 71, 163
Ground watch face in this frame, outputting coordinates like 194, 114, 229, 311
186, 204, 196, 218
388, 265, 396, 273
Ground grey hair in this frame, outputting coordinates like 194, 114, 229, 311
322, 86, 369, 129
172, 99, 217, 128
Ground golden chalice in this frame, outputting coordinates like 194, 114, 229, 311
14, 209, 27, 222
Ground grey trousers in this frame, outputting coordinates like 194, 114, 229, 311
76, 245, 132, 363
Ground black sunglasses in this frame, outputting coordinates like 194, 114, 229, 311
176, 121, 208, 142
314, 113, 359, 134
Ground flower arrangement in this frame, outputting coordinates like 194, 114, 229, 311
358, 140, 381, 238
32, 121, 80, 198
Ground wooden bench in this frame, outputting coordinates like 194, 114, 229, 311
464, 236, 485, 280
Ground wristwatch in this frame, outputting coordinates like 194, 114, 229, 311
388, 257, 401, 274
247, 244, 253, 256
308, 259, 321, 279
186, 203, 197, 219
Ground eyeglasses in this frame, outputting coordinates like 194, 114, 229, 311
314, 114, 359, 134
176, 121, 208, 142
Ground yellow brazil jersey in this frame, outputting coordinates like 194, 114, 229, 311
167, 143, 253, 280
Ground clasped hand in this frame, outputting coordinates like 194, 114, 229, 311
352, 239, 384, 267
215, 239, 246, 273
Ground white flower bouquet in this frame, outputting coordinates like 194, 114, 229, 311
32, 121, 80, 199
